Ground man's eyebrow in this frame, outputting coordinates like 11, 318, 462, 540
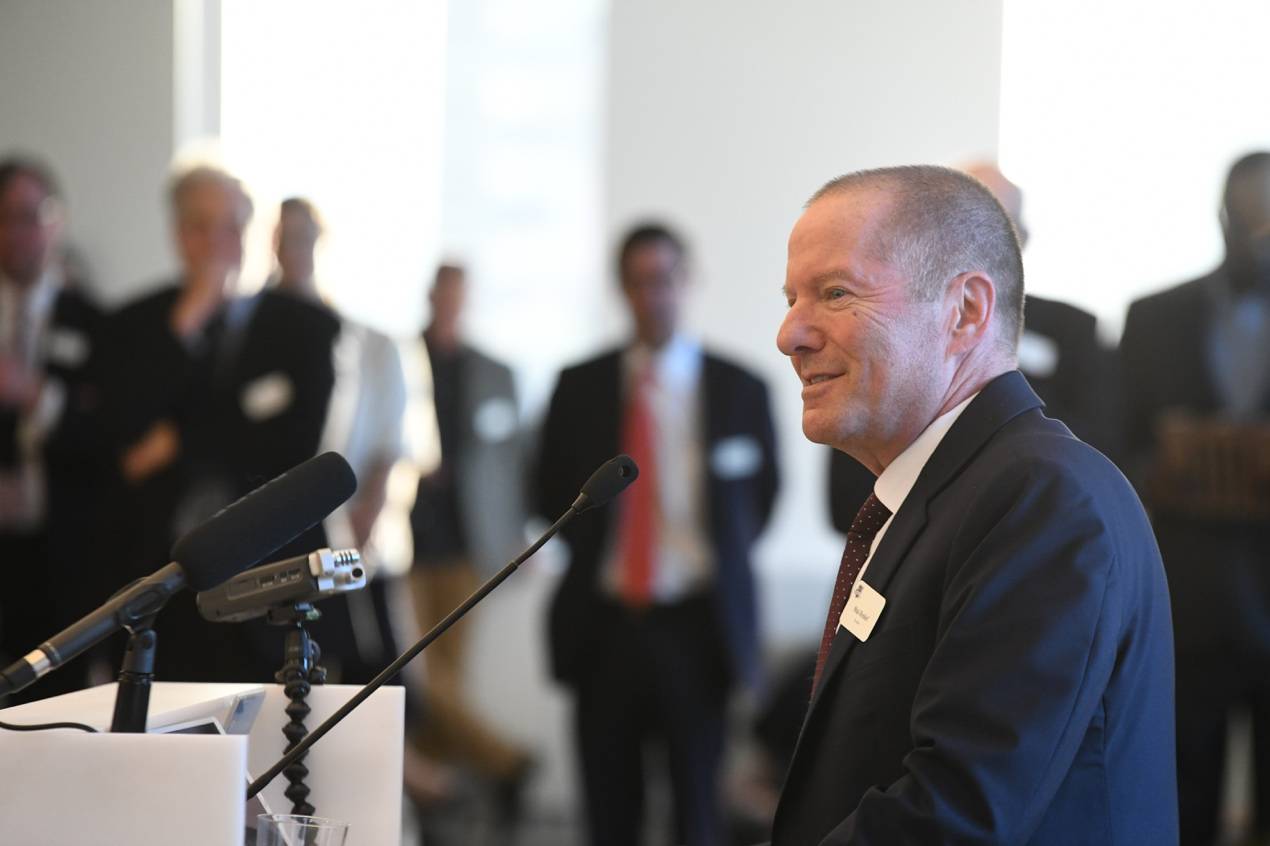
809, 270, 855, 287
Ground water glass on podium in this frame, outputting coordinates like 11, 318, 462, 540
256, 814, 349, 846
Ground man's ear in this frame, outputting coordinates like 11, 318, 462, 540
946, 271, 996, 354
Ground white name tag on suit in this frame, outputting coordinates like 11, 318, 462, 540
1017, 330, 1059, 378
839, 580, 886, 641
710, 434, 762, 479
240, 371, 295, 422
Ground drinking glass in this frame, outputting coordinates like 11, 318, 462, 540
255, 814, 349, 846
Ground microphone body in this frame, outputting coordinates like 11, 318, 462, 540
0, 563, 185, 694
0, 452, 357, 696
197, 548, 366, 624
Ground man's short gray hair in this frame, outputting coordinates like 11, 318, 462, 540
809, 165, 1025, 349
167, 164, 253, 222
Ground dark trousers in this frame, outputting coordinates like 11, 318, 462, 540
1163, 523, 1270, 845
0, 530, 89, 705
1176, 646, 1270, 845
574, 595, 730, 846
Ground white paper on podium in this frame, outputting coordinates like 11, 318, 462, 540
0, 732, 246, 846
0, 681, 265, 733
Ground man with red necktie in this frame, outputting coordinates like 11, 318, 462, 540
770, 166, 1176, 844
535, 222, 780, 846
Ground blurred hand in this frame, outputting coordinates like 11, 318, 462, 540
0, 356, 41, 410
121, 420, 181, 483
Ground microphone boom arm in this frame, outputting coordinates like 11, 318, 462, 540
246, 505, 577, 800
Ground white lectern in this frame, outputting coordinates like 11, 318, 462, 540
0, 682, 403, 846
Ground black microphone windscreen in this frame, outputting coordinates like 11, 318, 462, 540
576, 454, 639, 512
171, 452, 358, 591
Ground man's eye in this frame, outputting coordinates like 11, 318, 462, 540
826, 287, 847, 300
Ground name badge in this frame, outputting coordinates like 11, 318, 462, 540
240, 372, 295, 422
839, 580, 886, 642
1018, 330, 1059, 378
710, 435, 762, 480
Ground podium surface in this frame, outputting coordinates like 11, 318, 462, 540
0, 682, 403, 846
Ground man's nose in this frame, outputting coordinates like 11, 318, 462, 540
777, 301, 821, 357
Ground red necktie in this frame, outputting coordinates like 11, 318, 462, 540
812, 492, 892, 693
616, 364, 659, 606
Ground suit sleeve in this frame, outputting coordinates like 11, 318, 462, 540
532, 369, 578, 521
753, 377, 780, 532
822, 460, 1121, 844
95, 300, 196, 451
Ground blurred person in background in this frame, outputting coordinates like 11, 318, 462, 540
96, 165, 345, 684
1120, 151, 1270, 845
408, 262, 534, 830
269, 196, 411, 683
535, 223, 779, 846
272, 198, 467, 818
0, 155, 104, 704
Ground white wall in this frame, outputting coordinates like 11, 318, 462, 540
603, 0, 1004, 644
218, 1, 447, 337
437, 0, 608, 413
0, 0, 177, 305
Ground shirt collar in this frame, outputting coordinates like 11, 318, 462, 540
873, 392, 978, 516
625, 333, 702, 391
0, 265, 63, 320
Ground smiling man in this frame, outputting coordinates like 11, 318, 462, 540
770, 166, 1177, 844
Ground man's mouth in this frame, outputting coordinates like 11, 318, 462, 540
801, 372, 841, 387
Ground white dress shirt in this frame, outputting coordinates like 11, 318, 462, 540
0, 267, 67, 529
602, 334, 714, 602
857, 392, 979, 584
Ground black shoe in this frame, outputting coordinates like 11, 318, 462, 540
492, 754, 536, 833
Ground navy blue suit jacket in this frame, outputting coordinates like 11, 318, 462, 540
534, 346, 779, 691
772, 371, 1177, 845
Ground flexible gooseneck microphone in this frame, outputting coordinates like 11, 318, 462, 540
246, 454, 639, 800
0, 452, 358, 696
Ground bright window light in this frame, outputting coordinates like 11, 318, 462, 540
219, 1, 447, 336
999, 0, 1270, 336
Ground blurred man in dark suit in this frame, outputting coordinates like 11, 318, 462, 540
96, 165, 341, 684
535, 223, 779, 846
773, 165, 1175, 844
1120, 151, 1270, 845
0, 156, 103, 704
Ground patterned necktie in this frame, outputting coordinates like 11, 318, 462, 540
812, 492, 892, 693
616, 362, 659, 606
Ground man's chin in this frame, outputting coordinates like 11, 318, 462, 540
801, 413, 838, 447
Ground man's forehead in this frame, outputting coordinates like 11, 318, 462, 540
180, 181, 248, 219
0, 173, 50, 206
791, 188, 895, 259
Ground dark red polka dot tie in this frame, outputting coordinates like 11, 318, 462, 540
813, 492, 892, 694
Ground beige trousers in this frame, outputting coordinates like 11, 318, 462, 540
409, 559, 525, 779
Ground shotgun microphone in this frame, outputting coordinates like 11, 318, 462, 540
0, 453, 357, 695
